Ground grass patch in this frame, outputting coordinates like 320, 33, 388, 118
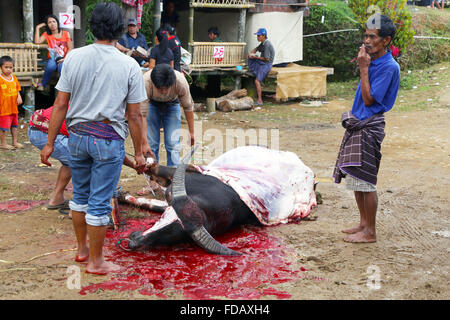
327, 79, 359, 99
398, 6, 450, 70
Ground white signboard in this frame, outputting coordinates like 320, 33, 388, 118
245, 11, 303, 64
213, 46, 225, 59
59, 12, 74, 29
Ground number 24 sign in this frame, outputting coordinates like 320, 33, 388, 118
213, 46, 225, 59
59, 12, 74, 29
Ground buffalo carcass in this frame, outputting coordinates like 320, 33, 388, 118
126, 146, 317, 255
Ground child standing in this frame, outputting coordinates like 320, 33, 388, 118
0, 56, 23, 150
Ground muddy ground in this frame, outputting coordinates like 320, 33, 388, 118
0, 62, 448, 300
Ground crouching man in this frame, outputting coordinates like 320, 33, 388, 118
142, 63, 195, 166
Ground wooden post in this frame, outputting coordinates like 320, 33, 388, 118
188, 6, 194, 54
242, 77, 256, 99
23, 0, 34, 43
73, 0, 86, 48
237, 8, 246, 43
235, 8, 247, 90
206, 98, 216, 113
153, 0, 161, 43
23, 0, 35, 119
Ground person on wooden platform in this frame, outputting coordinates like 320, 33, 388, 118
246, 28, 275, 106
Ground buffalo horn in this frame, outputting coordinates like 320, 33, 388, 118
190, 226, 242, 256
172, 146, 240, 255
172, 145, 198, 199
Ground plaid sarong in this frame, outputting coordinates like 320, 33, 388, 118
333, 111, 385, 186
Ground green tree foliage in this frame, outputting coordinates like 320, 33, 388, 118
348, 0, 415, 52
398, 8, 449, 70
302, 1, 361, 81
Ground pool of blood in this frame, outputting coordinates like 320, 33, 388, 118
0, 200, 47, 213
80, 209, 307, 299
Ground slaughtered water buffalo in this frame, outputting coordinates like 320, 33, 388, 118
124, 146, 317, 255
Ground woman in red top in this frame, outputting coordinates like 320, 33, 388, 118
34, 15, 73, 90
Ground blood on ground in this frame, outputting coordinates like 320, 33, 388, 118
80, 209, 309, 299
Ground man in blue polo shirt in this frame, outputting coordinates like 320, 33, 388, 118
333, 14, 400, 243
117, 18, 149, 67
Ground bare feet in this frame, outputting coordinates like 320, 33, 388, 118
342, 225, 364, 234
86, 260, 122, 275
0, 144, 15, 150
343, 231, 376, 243
13, 142, 24, 149
75, 246, 89, 263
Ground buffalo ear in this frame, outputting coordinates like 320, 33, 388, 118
154, 175, 172, 187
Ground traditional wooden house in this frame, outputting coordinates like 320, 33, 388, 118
0, 0, 324, 111
146, 0, 310, 98
162, 0, 307, 71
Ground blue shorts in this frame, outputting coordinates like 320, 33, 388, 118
67, 130, 125, 227
28, 126, 70, 166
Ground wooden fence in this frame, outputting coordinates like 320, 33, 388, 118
190, 42, 246, 69
0, 43, 47, 77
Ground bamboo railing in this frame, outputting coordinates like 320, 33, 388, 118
0, 43, 47, 76
190, 0, 255, 8
190, 42, 246, 68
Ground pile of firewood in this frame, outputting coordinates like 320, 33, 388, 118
215, 89, 254, 112
193, 89, 255, 113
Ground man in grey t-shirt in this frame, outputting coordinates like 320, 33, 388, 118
41, 3, 150, 275
247, 28, 275, 106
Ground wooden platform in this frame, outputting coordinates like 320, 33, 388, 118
243, 63, 334, 101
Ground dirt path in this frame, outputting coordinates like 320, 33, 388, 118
0, 64, 448, 300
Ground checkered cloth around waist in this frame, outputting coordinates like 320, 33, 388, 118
333, 111, 385, 185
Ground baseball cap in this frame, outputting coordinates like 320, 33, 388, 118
255, 28, 267, 36
127, 18, 137, 26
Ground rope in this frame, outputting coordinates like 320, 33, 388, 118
0, 248, 76, 265
303, 29, 359, 37
116, 238, 133, 252
21, 104, 35, 112
413, 35, 450, 40
303, 30, 450, 41
0, 267, 37, 273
